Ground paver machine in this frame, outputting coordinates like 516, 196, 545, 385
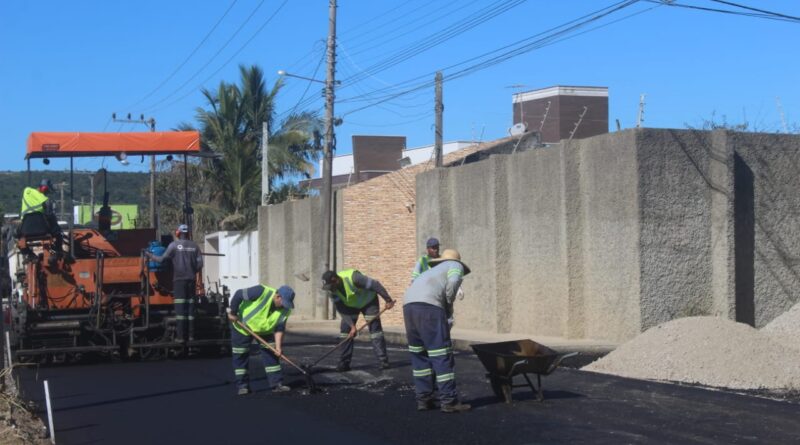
6, 131, 230, 362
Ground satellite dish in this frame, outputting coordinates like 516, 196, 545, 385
509, 122, 528, 136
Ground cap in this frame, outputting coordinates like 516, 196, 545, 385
321, 270, 338, 291
177, 224, 189, 233
277, 285, 295, 309
426, 237, 440, 248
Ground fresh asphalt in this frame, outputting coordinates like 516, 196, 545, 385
15, 333, 800, 445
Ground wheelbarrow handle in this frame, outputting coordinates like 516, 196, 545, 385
546, 352, 579, 374
234, 320, 308, 375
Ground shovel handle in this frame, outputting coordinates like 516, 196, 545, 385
309, 303, 393, 368
234, 320, 306, 374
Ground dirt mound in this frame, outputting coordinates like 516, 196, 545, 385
583, 316, 800, 390
761, 302, 800, 351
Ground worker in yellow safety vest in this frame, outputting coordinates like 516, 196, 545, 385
411, 237, 440, 282
227, 284, 296, 395
19, 179, 63, 263
321, 269, 396, 372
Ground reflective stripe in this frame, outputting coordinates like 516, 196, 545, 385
175, 315, 188, 320
232, 347, 249, 354
413, 368, 432, 377
242, 290, 274, 324
338, 333, 351, 338
369, 331, 384, 339
188, 316, 195, 320
447, 268, 463, 278
265, 365, 282, 373
173, 299, 187, 304
234, 368, 248, 376
408, 345, 425, 353
428, 347, 451, 357
364, 315, 376, 322
436, 373, 455, 383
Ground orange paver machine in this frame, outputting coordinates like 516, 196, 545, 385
7, 131, 230, 362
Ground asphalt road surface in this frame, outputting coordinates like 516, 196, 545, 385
15, 333, 800, 445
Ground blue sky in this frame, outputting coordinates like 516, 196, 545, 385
1, 0, 798, 175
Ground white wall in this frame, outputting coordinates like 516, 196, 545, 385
204, 231, 259, 293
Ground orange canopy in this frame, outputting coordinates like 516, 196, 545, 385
26, 131, 201, 159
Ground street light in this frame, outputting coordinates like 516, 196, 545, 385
277, 70, 340, 85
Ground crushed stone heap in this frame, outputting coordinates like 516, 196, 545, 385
761, 302, 800, 352
583, 316, 800, 390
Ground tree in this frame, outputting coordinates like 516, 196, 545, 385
179, 64, 322, 233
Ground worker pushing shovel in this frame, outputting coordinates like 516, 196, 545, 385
227, 284, 316, 395
305, 304, 394, 373
320, 269, 396, 372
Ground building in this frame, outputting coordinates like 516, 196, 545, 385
302, 135, 472, 190
513, 85, 609, 143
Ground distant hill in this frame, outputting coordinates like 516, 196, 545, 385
0, 171, 149, 215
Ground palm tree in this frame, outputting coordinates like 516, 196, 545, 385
193, 64, 323, 231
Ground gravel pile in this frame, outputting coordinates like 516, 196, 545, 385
583, 316, 800, 390
761, 302, 800, 351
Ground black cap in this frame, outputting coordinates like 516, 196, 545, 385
426, 237, 440, 248
321, 270, 338, 291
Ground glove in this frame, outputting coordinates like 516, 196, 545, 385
447, 317, 455, 329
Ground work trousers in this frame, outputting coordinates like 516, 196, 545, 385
230, 326, 283, 390
173, 279, 195, 342
338, 297, 388, 366
403, 302, 458, 405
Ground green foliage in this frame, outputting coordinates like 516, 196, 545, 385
190, 64, 323, 232
0, 170, 148, 216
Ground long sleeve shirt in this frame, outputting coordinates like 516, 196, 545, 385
330, 271, 392, 313
229, 285, 287, 332
403, 260, 465, 316
150, 238, 203, 281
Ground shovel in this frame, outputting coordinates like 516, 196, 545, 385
234, 320, 317, 393
305, 304, 393, 372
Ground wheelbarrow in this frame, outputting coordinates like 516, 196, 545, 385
471, 339, 577, 403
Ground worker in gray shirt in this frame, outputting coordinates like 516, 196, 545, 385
146, 224, 203, 347
403, 249, 471, 413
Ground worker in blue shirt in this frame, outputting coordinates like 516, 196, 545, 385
227, 284, 295, 395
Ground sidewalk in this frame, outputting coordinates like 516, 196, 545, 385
289, 319, 618, 355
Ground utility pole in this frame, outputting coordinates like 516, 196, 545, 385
434, 71, 443, 168
111, 113, 157, 232
57, 182, 67, 222
776, 97, 789, 133
320, 0, 337, 319
262, 121, 269, 205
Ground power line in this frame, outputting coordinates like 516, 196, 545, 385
140, 0, 268, 112
125, 1, 239, 111
646, 0, 800, 23
340, 0, 644, 117
708, 0, 800, 22
148, 0, 289, 114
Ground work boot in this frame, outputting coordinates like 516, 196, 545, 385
416, 399, 435, 411
440, 402, 471, 413
271, 384, 291, 393
335, 362, 350, 372
237, 386, 251, 396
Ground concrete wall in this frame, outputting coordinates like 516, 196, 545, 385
417, 129, 800, 342
258, 195, 343, 320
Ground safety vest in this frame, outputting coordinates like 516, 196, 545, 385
333, 269, 376, 309
20, 187, 48, 216
411, 255, 431, 281
233, 285, 291, 336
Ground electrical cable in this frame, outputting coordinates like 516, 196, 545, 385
125, 1, 239, 111
141, 0, 268, 112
